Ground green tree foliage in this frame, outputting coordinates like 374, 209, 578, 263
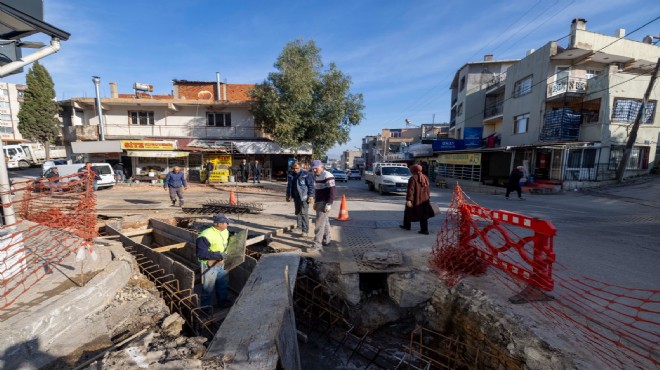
17, 61, 59, 158
250, 39, 364, 157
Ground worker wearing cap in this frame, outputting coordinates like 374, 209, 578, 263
196, 214, 233, 309
310, 160, 336, 249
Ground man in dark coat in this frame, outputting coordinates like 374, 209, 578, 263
506, 165, 525, 200
239, 159, 249, 183
204, 160, 214, 185
400, 164, 435, 234
251, 160, 261, 183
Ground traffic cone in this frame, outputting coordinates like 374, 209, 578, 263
337, 194, 350, 221
229, 190, 237, 205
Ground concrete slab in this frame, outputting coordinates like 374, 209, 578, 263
204, 252, 301, 369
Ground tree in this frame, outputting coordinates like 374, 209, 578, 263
250, 39, 364, 158
17, 61, 60, 160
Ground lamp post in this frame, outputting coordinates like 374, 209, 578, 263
92, 76, 105, 141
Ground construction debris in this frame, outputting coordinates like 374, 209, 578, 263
361, 250, 403, 269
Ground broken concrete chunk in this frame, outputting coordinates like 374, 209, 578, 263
160, 313, 185, 337
361, 250, 403, 268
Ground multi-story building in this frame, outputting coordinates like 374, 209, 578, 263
58, 77, 311, 182
0, 82, 26, 142
445, 18, 660, 188
339, 150, 362, 171
450, 55, 519, 140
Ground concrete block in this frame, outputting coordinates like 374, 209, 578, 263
388, 270, 438, 308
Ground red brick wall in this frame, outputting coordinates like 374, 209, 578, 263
176, 83, 254, 101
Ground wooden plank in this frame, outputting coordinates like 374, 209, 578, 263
204, 252, 301, 369
153, 242, 187, 253
121, 228, 153, 237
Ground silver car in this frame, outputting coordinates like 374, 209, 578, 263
331, 170, 348, 182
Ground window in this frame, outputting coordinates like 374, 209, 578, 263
585, 69, 601, 79
207, 112, 231, 127
612, 98, 656, 124
457, 103, 463, 116
0, 101, 9, 108
129, 111, 155, 125
459, 76, 466, 92
513, 75, 532, 98
0, 114, 11, 121
513, 113, 529, 134
0, 127, 12, 133
0, 89, 8, 96
608, 145, 650, 170
390, 131, 401, 138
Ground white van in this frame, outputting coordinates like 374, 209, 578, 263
41, 163, 115, 190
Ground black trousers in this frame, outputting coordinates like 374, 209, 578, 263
506, 184, 522, 198
402, 218, 428, 233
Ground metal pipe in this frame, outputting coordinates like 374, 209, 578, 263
216, 72, 222, 100
0, 140, 16, 226
92, 76, 105, 140
0, 38, 61, 78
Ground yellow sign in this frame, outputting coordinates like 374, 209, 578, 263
209, 154, 232, 166
437, 153, 481, 165
121, 140, 176, 150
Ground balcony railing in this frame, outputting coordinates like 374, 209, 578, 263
484, 101, 503, 119
486, 72, 507, 91
64, 124, 270, 141
547, 76, 587, 98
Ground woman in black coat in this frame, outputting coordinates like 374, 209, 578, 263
506, 165, 525, 200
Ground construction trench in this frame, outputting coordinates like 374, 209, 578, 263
31, 213, 562, 370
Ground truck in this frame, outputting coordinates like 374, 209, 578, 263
3, 143, 68, 169
364, 162, 412, 195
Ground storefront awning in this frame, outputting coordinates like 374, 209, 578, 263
71, 140, 122, 153
126, 150, 189, 158
233, 141, 312, 155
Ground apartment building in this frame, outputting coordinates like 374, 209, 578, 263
445, 18, 660, 189
0, 82, 26, 142
58, 78, 311, 182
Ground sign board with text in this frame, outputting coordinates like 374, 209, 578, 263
121, 140, 177, 150
437, 153, 482, 165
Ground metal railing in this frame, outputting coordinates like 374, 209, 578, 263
486, 72, 507, 91
547, 76, 587, 98
483, 101, 503, 119
64, 123, 270, 141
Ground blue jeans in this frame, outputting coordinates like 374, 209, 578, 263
115, 170, 125, 182
200, 262, 229, 308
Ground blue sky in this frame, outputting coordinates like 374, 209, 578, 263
3, 0, 659, 157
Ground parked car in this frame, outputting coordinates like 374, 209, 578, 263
348, 170, 361, 180
331, 169, 348, 182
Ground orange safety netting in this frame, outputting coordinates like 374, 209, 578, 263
0, 169, 97, 309
430, 184, 659, 369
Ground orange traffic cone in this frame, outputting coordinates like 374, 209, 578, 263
337, 194, 350, 221
229, 190, 237, 205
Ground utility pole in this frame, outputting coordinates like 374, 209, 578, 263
615, 57, 660, 183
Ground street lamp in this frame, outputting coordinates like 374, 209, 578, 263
92, 76, 105, 141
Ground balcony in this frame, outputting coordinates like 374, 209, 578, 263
485, 72, 506, 93
483, 101, 503, 122
63, 125, 99, 142
547, 77, 587, 99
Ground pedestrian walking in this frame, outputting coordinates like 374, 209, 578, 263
204, 160, 215, 185
196, 214, 234, 309
251, 160, 261, 183
286, 162, 314, 236
239, 159, 249, 183
47, 167, 62, 193
113, 162, 125, 183
163, 166, 188, 207
506, 165, 525, 200
78, 162, 100, 191
400, 164, 434, 235
310, 160, 336, 249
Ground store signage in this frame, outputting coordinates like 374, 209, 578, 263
209, 154, 232, 166
432, 139, 466, 151
437, 153, 481, 165
126, 150, 188, 158
121, 140, 177, 150
464, 128, 483, 149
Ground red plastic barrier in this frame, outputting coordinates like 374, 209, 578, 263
459, 203, 556, 291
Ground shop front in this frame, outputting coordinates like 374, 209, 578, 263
121, 140, 188, 184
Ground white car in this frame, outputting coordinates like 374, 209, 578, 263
331, 170, 348, 182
